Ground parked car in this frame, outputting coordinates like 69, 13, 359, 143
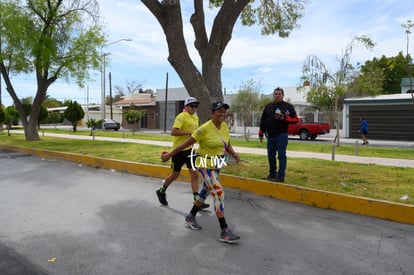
102, 119, 120, 131
288, 116, 330, 140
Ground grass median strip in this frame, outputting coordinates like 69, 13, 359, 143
1, 131, 413, 205
38, 127, 414, 160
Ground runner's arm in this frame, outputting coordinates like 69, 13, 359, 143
161, 137, 196, 162
171, 127, 192, 136
225, 143, 240, 162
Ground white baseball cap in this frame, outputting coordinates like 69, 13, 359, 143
184, 97, 199, 106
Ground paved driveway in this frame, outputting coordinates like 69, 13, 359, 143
1, 149, 414, 275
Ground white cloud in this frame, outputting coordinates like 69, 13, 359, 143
2, 0, 414, 107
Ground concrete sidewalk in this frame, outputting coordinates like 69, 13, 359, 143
11, 130, 414, 168
239, 147, 414, 168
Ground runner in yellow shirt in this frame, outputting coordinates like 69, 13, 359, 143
156, 97, 208, 209
161, 102, 241, 243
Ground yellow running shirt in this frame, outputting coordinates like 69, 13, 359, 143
191, 120, 230, 169
172, 111, 199, 150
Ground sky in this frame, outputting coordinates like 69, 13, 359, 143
1, 0, 413, 107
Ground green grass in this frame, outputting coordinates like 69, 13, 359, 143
1, 130, 414, 205
36, 127, 414, 160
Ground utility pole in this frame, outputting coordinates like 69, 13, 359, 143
0, 73, 2, 106
100, 38, 132, 121
109, 72, 113, 120
163, 72, 169, 133
0, 42, 2, 106
401, 20, 414, 102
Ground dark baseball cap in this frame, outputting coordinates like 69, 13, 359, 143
211, 102, 229, 111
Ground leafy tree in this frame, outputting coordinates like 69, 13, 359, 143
86, 118, 103, 136
141, 0, 307, 123
124, 106, 146, 134
347, 65, 385, 97
43, 97, 64, 108
230, 80, 262, 141
0, 106, 5, 127
21, 97, 33, 117
125, 109, 146, 124
63, 101, 84, 132
62, 99, 73, 107
0, 0, 104, 141
300, 36, 375, 146
304, 85, 333, 110
46, 112, 63, 126
258, 96, 274, 110
354, 52, 413, 94
4, 106, 20, 136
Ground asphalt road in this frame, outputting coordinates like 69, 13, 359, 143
1, 149, 414, 275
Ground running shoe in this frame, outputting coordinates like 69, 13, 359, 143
220, 228, 240, 243
200, 203, 210, 210
185, 214, 202, 230
156, 189, 168, 205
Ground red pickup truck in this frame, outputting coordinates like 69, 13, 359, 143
288, 116, 330, 140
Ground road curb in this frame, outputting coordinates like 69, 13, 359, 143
2, 144, 414, 225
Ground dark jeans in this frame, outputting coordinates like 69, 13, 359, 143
266, 133, 288, 180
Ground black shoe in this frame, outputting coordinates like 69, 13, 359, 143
273, 178, 284, 183
156, 189, 168, 205
200, 203, 210, 210
262, 175, 276, 181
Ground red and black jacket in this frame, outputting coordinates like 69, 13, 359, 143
259, 101, 298, 138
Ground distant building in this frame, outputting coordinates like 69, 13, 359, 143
155, 86, 310, 133
343, 93, 414, 141
46, 105, 123, 127
155, 87, 189, 131
45, 85, 317, 133
112, 93, 157, 129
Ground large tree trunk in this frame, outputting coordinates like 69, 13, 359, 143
1, 61, 51, 140
0, 64, 37, 140
142, 0, 248, 123
25, 120, 40, 140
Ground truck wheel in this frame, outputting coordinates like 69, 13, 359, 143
299, 129, 310, 140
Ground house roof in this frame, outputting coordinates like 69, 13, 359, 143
47, 104, 101, 112
156, 87, 190, 102
112, 97, 156, 106
344, 93, 414, 105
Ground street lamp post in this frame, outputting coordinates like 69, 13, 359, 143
101, 52, 110, 121
100, 38, 132, 121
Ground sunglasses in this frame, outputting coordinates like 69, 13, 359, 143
189, 104, 198, 108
